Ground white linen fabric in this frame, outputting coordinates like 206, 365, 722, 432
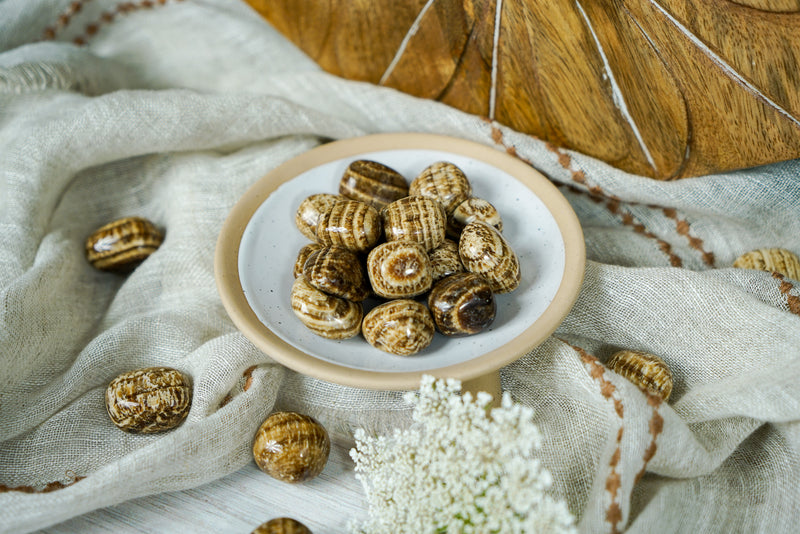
1, 1, 799, 532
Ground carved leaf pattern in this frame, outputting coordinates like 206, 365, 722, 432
248, 0, 800, 179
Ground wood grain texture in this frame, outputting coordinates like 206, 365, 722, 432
246, 0, 800, 179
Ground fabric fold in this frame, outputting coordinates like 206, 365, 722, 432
1, 0, 798, 532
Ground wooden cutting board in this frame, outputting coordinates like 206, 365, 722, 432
246, 0, 800, 180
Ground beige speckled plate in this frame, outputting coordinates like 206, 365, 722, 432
215, 133, 584, 391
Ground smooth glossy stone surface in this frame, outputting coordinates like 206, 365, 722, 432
361, 299, 435, 356
316, 200, 382, 252
290, 277, 363, 339
381, 195, 446, 251
293, 243, 322, 278
105, 367, 192, 434
428, 272, 496, 336
338, 159, 409, 210
447, 197, 503, 238
607, 350, 674, 401
294, 194, 342, 242
303, 246, 369, 302
409, 161, 472, 215
428, 238, 464, 283
459, 222, 521, 294
366, 241, 432, 299
85, 216, 163, 272
251, 517, 312, 534
253, 412, 330, 484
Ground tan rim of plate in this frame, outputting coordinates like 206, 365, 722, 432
215, 133, 585, 391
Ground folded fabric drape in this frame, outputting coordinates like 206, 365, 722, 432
1, 1, 798, 532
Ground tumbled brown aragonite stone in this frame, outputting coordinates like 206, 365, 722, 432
85, 216, 163, 272
316, 200, 382, 252
381, 195, 446, 251
428, 272, 496, 336
410, 161, 472, 215
447, 197, 503, 239
302, 245, 370, 302
362, 299, 435, 356
105, 367, 192, 433
293, 243, 322, 278
607, 350, 673, 401
294, 193, 342, 242
733, 248, 800, 280
459, 221, 520, 294
251, 517, 312, 534
339, 159, 408, 210
290, 276, 363, 339
428, 238, 464, 283
253, 412, 330, 484
366, 240, 432, 299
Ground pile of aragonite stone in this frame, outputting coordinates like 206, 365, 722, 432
290, 159, 521, 356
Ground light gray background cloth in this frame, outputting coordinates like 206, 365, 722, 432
1, 1, 799, 532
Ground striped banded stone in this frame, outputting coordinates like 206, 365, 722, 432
253, 411, 330, 484
339, 159, 408, 210
105, 367, 192, 433
410, 161, 472, 215
382, 195, 446, 251
362, 299, 435, 355
316, 200, 382, 252
290, 276, 362, 339
458, 221, 520, 293
85, 216, 163, 272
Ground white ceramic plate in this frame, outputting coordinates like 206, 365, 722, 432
216, 134, 584, 390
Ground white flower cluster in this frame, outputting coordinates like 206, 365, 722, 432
350, 375, 576, 533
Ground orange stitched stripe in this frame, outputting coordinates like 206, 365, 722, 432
634, 394, 664, 485
662, 208, 715, 266
560, 182, 684, 268
543, 142, 684, 268
568, 342, 625, 534
773, 272, 800, 316
486, 119, 523, 161
219, 393, 233, 408
487, 111, 688, 270
42, 0, 91, 41
0, 475, 85, 494
545, 142, 617, 200
220, 365, 259, 408
42, 0, 183, 45
242, 365, 258, 391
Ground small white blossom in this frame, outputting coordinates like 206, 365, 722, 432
350, 375, 576, 534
